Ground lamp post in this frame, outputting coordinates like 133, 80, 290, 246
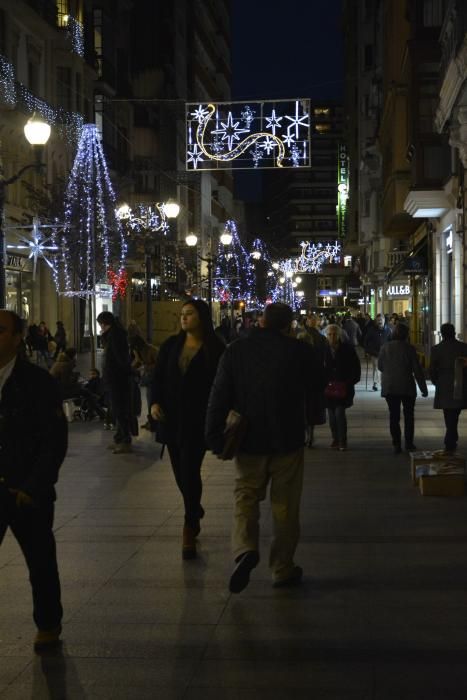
0, 115, 51, 308
185, 230, 232, 316
116, 202, 179, 342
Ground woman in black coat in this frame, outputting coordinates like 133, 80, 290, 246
151, 299, 225, 559
324, 324, 361, 451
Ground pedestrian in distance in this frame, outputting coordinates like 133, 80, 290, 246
53, 320, 67, 360
378, 322, 428, 453
0, 309, 68, 651
297, 312, 328, 447
323, 324, 361, 451
205, 302, 325, 593
151, 299, 225, 560
97, 311, 133, 453
429, 322, 467, 453
363, 316, 391, 391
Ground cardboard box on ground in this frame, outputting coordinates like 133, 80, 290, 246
410, 450, 466, 497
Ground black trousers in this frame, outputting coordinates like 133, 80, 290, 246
167, 443, 205, 529
0, 487, 62, 630
385, 394, 416, 447
110, 383, 131, 444
443, 408, 462, 451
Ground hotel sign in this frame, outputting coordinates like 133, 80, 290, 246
337, 143, 349, 239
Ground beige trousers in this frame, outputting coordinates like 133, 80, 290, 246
232, 447, 304, 581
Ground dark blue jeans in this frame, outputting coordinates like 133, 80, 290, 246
327, 405, 347, 445
0, 487, 62, 630
385, 394, 416, 447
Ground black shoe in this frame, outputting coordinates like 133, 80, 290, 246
272, 566, 303, 588
372, 383, 378, 391
229, 551, 259, 594
405, 444, 417, 451
393, 444, 402, 454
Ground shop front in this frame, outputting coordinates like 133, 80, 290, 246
5, 253, 33, 320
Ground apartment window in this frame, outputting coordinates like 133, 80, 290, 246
315, 123, 331, 133
0, 10, 6, 54
56, 66, 72, 111
314, 107, 330, 116
364, 45, 373, 70
422, 0, 444, 27
28, 60, 39, 94
94, 93, 103, 137
93, 9, 103, 77
56, 0, 70, 27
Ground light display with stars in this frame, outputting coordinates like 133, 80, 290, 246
186, 99, 311, 170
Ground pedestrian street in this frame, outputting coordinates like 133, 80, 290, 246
2, 379, 467, 699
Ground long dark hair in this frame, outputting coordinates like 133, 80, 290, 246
180, 298, 224, 370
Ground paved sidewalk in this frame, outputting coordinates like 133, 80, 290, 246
2, 380, 467, 699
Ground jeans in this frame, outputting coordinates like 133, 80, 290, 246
443, 408, 462, 451
385, 394, 416, 447
0, 487, 62, 630
327, 405, 347, 445
167, 442, 206, 529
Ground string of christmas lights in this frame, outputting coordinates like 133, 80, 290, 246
54, 124, 127, 297
213, 219, 254, 303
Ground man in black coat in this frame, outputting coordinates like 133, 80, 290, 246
97, 311, 133, 453
205, 303, 325, 593
0, 310, 68, 650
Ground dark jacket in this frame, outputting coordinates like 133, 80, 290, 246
324, 341, 361, 408
152, 332, 225, 447
363, 322, 391, 357
378, 339, 427, 397
101, 324, 131, 389
0, 357, 68, 502
430, 338, 467, 409
50, 352, 79, 398
205, 328, 325, 455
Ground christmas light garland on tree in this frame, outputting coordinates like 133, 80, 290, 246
213, 219, 254, 304
54, 124, 127, 297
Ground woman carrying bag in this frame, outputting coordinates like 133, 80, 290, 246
324, 324, 361, 451
150, 299, 225, 560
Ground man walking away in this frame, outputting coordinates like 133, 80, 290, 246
0, 310, 68, 651
430, 323, 467, 453
206, 303, 324, 593
97, 311, 132, 453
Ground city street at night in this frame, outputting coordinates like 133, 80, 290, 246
2, 380, 467, 699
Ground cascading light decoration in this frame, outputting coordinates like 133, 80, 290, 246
296, 240, 342, 273
213, 219, 254, 304
54, 124, 127, 297
249, 237, 279, 307
186, 99, 310, 171
0, 53, 83, 142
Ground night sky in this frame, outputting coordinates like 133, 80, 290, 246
231, 0, 343, 201
231, 0, 344, 102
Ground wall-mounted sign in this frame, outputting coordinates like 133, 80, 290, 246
319, 289, 342, 296
403, 255, 427, 274
337, 143, 349, 239
386, 284, 411, 297
6, 253, 32, 271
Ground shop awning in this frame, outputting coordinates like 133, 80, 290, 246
386, 238, 428, 282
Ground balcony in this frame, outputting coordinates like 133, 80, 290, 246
386, 250, 409, 269
435, 0, 467, 132
404, 188, 452, 218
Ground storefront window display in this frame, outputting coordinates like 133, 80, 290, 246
5, 254, 33, 319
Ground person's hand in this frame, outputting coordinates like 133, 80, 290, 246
421, 390, 428, 398
150, 403, 164, 421
9, 489, 34, 507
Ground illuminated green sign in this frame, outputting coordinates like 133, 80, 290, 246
337, 143, 349, 239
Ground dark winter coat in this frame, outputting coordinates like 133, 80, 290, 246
152, 332, 225, 447
324, 341, 361, 408
363, 322, 391, 357
297, 327, 328, 425
100, 324, 131, 390
0, 357, 68, 502
430, 338, 467, 409
205, 328, 326, 455
378, 339, 427, 397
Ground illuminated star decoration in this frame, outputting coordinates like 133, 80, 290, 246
190, 104, 211, 123
282, 133, 295, 147
265, 109, 283, 135
187, 143, 204, 169
285, 100, 310, 139
211, 111, 250, 151
6, 217, 60, 279
260, 135, 278, 155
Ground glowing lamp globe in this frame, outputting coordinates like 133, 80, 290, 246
279, 276, 285, 284
185, 233, 198, 247
164, 199, 180, 219
116, 203, 131, 220
220, 231, 232, 246
251, 250, 261, 260
24, 116, 51, 146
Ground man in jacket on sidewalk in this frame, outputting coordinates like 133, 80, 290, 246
205, 303, 325, 593
0, 310, 68, 650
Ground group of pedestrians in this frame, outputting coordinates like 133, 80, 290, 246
1, 300, 467, 654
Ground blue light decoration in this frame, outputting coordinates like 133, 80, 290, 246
249, 237, 279, 307
0, 53, 83, 143
213, 220, 254, 304
54, 124, 127, 297
186, 99, 311, 171
296, 240, 341, 272
65, 16, 85, 57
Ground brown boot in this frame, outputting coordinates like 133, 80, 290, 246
182, 526, 197, 560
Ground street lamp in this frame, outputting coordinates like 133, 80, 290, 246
0, 115, 51, 307
116, 202, 179, 342
185, 231, 232, 315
